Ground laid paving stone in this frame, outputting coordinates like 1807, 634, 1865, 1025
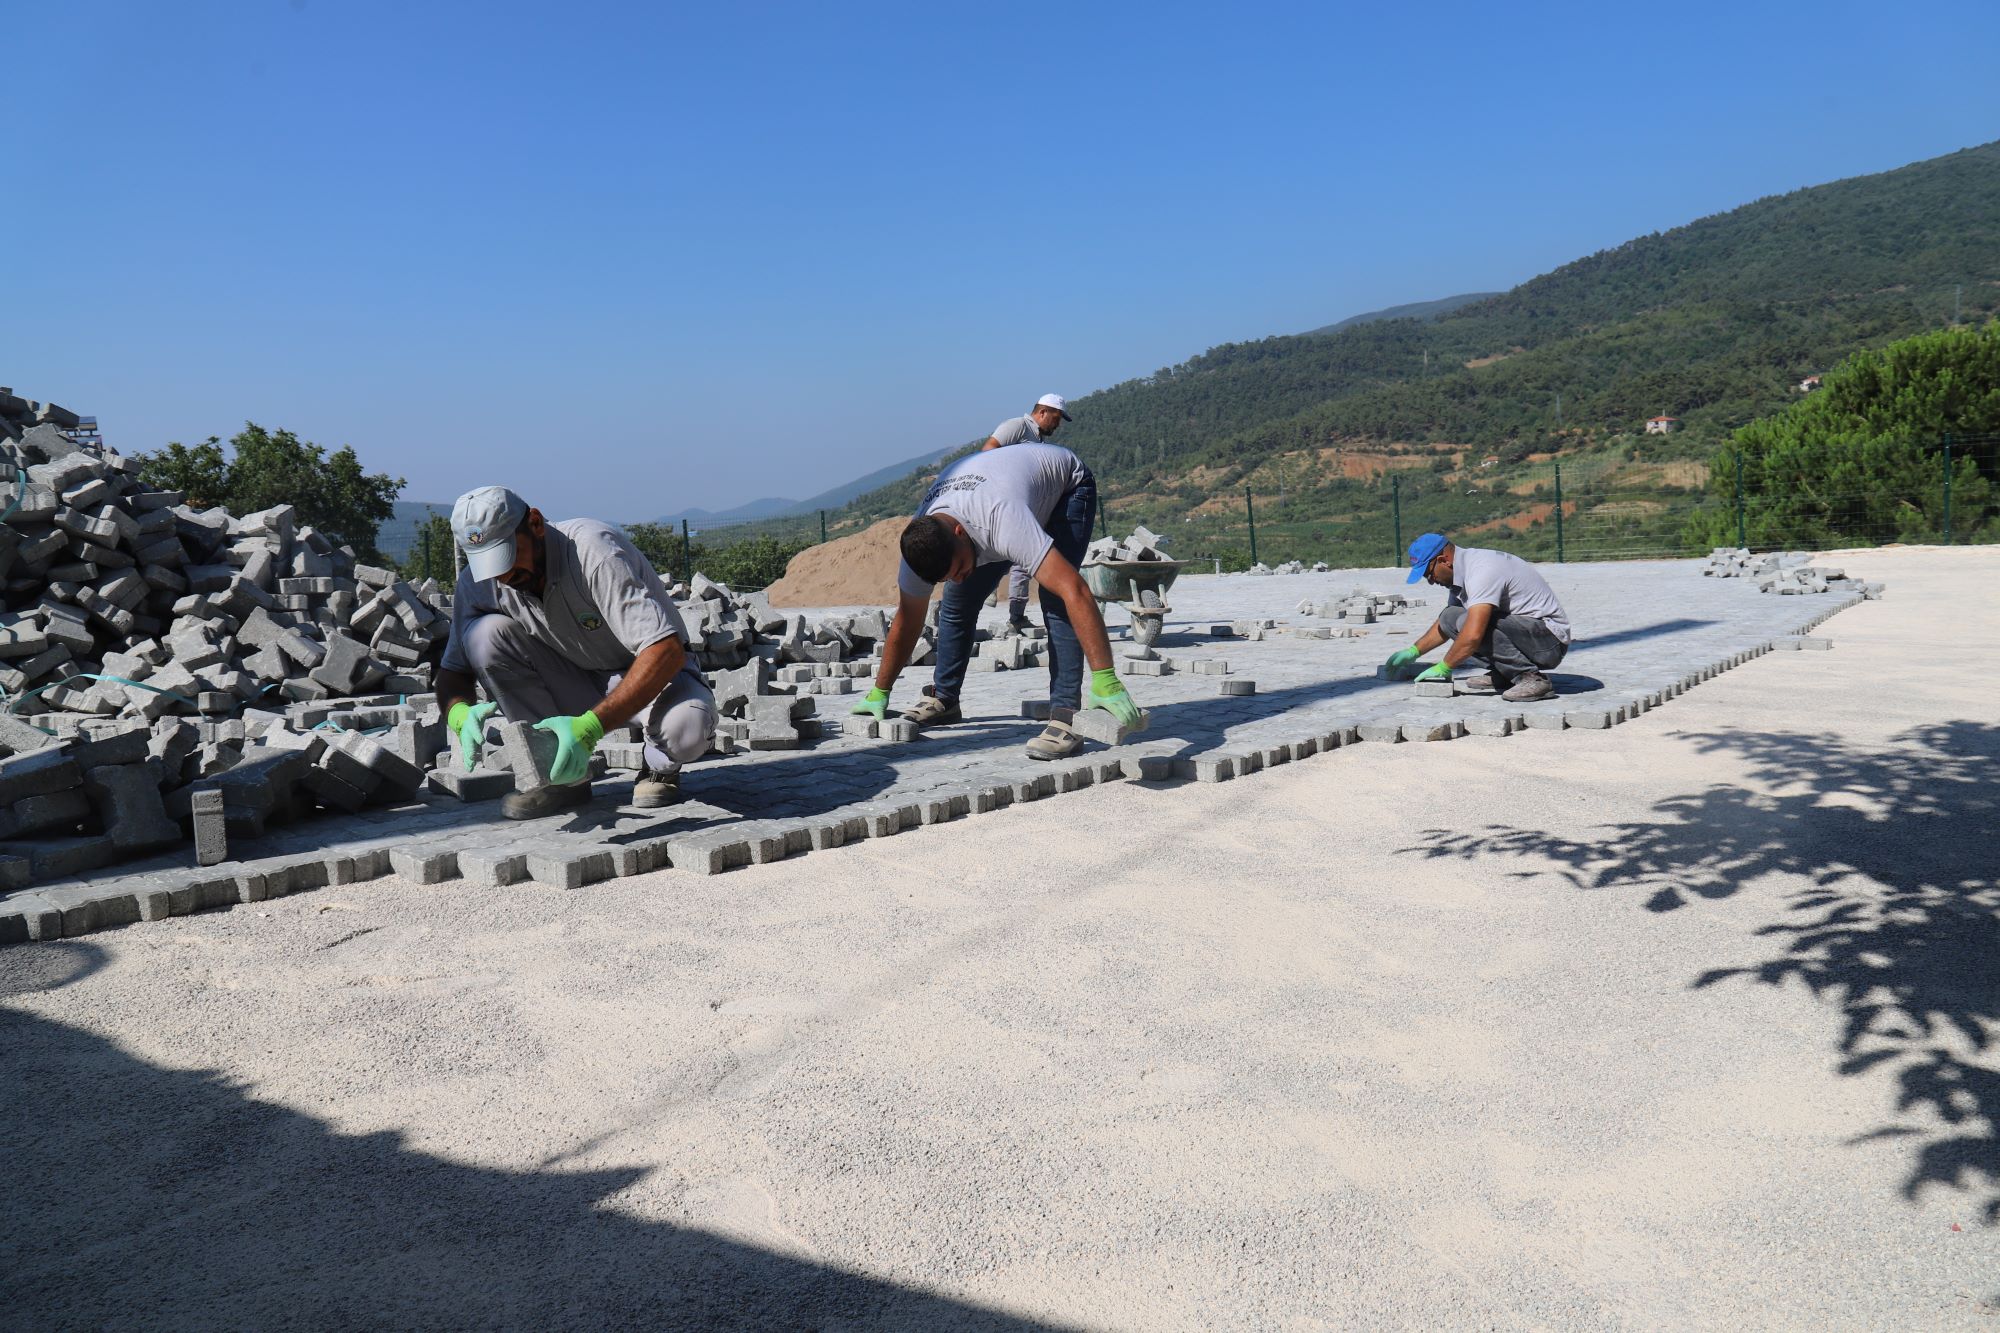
458, 848, 529, 887
389, 845, 460, 884
1355, 722, 1404, 743
3, 560, 1873, 946
1564, 710, 1615, 730
525, 848, 615, 889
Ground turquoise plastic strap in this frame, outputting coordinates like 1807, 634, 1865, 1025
1, 466, 25, 523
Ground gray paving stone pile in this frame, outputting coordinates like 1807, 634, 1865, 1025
0, 551, 1873, 945
1703, 545, 1885, 597
0, 389, 899, 893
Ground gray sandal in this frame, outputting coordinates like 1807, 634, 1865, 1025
1026, 718, 1083, 761
901, 688, 964, 728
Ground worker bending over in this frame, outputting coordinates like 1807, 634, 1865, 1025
1384, 532, 1571, 703
979, 393, 1072, 631
854, 442, 1141, 760
437, 485, 717, 819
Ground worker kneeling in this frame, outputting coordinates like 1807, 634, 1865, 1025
438, 486, 717, 820
854, 442, 1142, 759
1383, 532, 1571, 703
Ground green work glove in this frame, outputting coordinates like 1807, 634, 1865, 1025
1414, 662, 1453, 683
1088, 667, 1142, 728
534, 710, 605, 786
851, 686, 889, 721
447, 700, 499, 772
1383, 645, 1422, 680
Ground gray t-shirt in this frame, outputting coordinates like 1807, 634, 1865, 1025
896, 443, 1089, 597
987, 413, 1045, 447
442, 518, 690, 673
1449, 545, 1571, 643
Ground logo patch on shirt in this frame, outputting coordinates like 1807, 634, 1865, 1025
579, 612, 604, 632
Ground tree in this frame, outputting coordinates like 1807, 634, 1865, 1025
400, 513, 457, 586
1686, 322, 2000, 549
136, 422, 405, 559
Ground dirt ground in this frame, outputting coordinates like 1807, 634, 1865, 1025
3, 545, 1994, 1330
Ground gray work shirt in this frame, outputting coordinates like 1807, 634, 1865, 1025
1448, 545, 1572, 643
987, 413, 1046, 447
442, 518, 690, 674
896, 443, 1089, 598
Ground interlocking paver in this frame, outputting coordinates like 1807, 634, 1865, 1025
1, 560, 1873, 940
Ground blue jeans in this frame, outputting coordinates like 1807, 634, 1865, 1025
932, 472, 1098, 709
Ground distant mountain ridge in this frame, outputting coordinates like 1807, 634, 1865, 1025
643, 442, 962, 529
1307, 292, 1499, 335
818, 138, 2000, 526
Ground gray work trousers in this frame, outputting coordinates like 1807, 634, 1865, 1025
1008, 566, 1031, 620
1438, 604, 1569, 677
461, 613, 716, 775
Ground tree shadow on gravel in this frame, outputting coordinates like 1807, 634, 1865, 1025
1402, 721, 2000, 1225
0, 942, 1064, 1331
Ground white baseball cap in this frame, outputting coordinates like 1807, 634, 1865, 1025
1035, 393, 1072, 421
451, 485, 529, 581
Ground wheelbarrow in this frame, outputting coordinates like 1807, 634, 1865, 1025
1081, 558, 1185, 647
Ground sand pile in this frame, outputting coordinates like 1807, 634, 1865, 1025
766, 518, 909, 607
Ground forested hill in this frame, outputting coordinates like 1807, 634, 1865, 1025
830, 139, 2000, 528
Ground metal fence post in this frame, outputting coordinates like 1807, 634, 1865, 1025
819, 509, 827, 543
1245, 486, 1258, 566
1734, 450, 1746, 549
681, 519, 691, 582
1554, 462, 1566, 563
1942, 433, 1953, 545
1392, 475, 1403, 563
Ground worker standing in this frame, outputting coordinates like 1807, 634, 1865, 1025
852, 442, 1141, 759
1383, 532, 1571, 702
979, 393, 1072, 632
436, 486, 717, 819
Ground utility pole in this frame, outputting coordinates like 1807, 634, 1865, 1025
1244, 486, 1258, 566
1391, 474, 1403, 564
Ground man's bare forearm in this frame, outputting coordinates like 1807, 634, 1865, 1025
1061, 585, 1114, 672
873, 595, 928, 692
592, 638, 684, 729
1442, 605, 1494, 669
437, 667, 478, 716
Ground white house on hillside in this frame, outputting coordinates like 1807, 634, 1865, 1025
1645, 415, 1678, 435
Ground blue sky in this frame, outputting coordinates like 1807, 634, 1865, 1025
6, 1, 1998, 521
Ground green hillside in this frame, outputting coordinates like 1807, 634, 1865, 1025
808, 140, 1999, 561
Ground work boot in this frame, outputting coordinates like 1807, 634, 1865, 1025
632, 767, 681, 809
1502, 671, 1556, 703
901, 686, 963, 729
1005, 614, 1033, 636
1460, 671, 1512, 695
501, 782, 593, 821
1025, 715, 1083, 761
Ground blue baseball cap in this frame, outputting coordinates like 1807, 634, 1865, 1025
1405, 532, 1448, 584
